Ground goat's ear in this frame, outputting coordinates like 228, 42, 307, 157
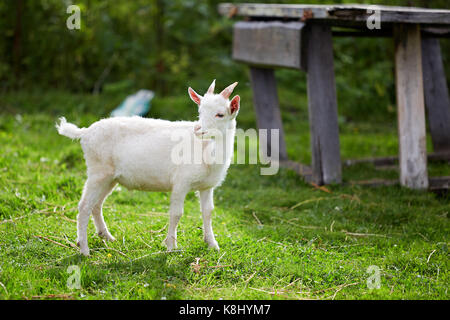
230, 95, 240, 115
188, 87, 202, 105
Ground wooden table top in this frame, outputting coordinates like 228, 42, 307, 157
218, 3, 450, 28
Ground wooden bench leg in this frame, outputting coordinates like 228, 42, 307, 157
421, 37, 450, 153
305, 24, 342, 185
394, 24, 429, 190
249, 67, 288, 161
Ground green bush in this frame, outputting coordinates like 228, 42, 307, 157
1, 0, 449, 121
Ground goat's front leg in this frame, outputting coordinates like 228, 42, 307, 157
164, 187, 188, 251
200, 188, 219, 250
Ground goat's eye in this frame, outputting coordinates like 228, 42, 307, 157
216, 113, 224, 118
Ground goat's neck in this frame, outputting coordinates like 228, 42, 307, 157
224, 119, 236, 163
207, 120, 236, 167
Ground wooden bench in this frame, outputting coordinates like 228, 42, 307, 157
218, 3, 450, 190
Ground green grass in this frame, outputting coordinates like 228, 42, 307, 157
0, 89, 448, 300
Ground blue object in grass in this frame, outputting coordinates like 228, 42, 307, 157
111, 90, 155, 117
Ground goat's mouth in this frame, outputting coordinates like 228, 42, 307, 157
195, 131, 215, 141
194, 130, 208, 137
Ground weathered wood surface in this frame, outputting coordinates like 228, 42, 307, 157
279, 160, 313, 182
429, 177, 450, 193
349, 177, 449, 191
233, 21, 305, 70
344, 151, 450, 167
219, 3, 450, 27
249, 67, 288, 161
332, 27, 450, 38
422, 26, 450, 37
305, 24, 342, 185
394, 24, 429, 190
421, 37, 450, 152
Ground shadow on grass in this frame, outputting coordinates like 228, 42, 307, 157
43, 253, 187, 299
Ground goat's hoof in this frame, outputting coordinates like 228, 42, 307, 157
206, 240, 220, 251
165, 243, 178, 252
98, 231, 116, 242
77, 241, 90, 256
164, 237, 177, 251
79, 247, 90, 256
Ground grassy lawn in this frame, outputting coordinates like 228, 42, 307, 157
0, 88, 448, 300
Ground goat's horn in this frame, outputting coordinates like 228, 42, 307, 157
206, 79, 216, 94
220, 82, 238, 99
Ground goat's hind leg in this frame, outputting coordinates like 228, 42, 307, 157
92, 181, 117, 242
77, 174, 115, 256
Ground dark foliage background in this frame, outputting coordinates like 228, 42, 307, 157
1, 0, 449, 120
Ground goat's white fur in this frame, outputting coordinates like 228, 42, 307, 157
56, 80, 240, 256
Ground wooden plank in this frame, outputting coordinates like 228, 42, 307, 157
349, 177, 449, 191
280, 160, 313, 182
249, 67, 288, 161
233, 21, 305, 70
344, 151, 450, 167
219, 3, 450, 27
305, 24, 342, 185
422, 26, 450, 37
394, 24, 429, 190
332, 27, 450, 38
429, 176, 450, 189
429, 177, 450, 197
421, 37, 450, 152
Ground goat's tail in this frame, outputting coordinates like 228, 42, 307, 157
56, 117, 86, 140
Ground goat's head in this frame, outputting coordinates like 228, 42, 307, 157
188, 80, 240, 138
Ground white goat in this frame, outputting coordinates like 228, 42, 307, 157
56, 80, 240, 256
